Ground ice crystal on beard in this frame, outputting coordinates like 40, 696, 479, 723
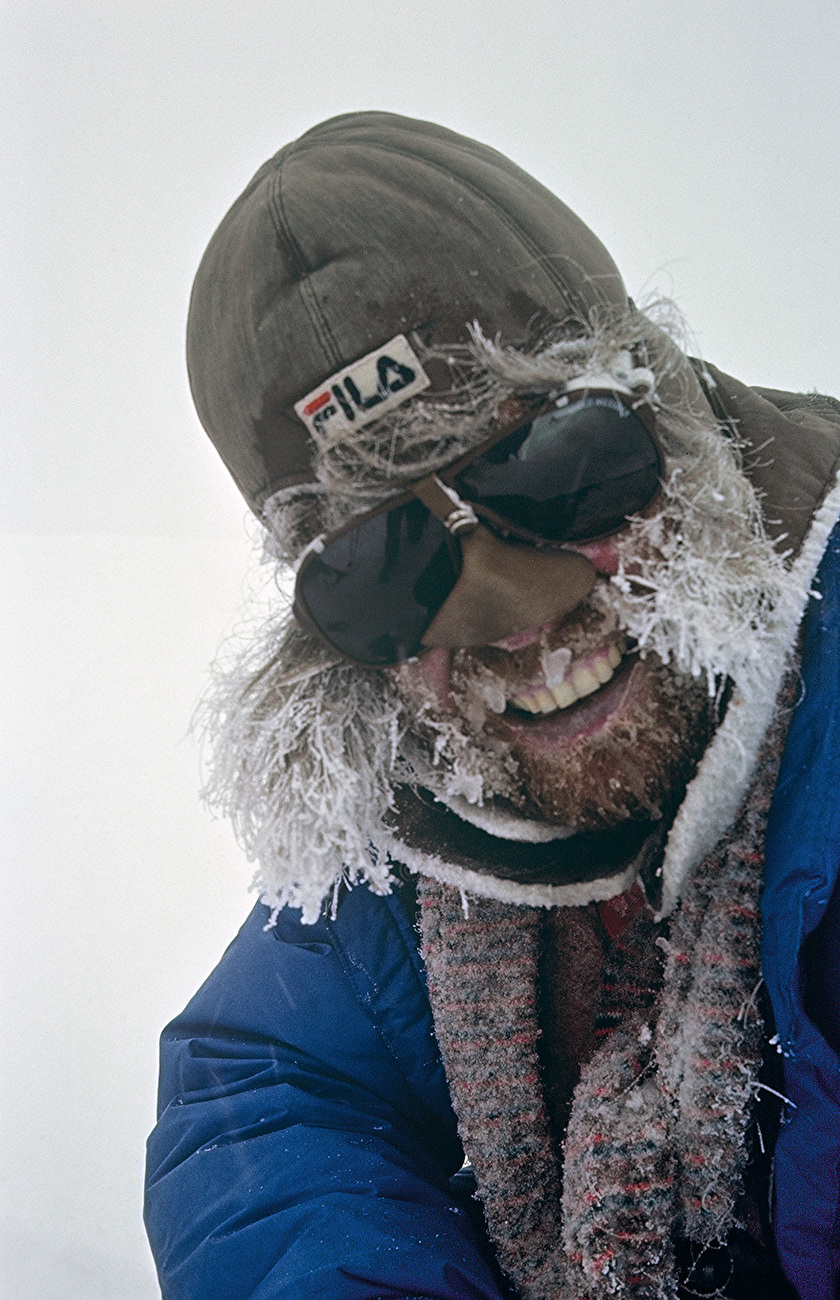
198, 614, 408, 923
605, 402, 789, 696
540, 646, 573, 688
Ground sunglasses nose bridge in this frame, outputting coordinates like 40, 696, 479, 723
420, 524, 597, 649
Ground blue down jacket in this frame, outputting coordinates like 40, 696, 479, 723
145, 523, 840, 1300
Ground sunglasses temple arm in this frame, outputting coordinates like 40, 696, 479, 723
412, 475, 479, 537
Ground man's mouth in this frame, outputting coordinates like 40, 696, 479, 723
508, 639, 627, 716
398, 616, 717, 838
493, 640, 644, 754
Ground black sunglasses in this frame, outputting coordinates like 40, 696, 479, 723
293, 390, 662, 666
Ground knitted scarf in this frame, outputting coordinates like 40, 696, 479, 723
419, 670, 798, 1299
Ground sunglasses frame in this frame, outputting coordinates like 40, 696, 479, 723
292, 386, 664, 663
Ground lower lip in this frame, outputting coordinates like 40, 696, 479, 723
497, 656, 641, 749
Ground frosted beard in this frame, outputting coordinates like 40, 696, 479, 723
391, 593, 720, 838
200, 323, 795, 922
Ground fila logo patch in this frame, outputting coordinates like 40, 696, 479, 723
294, 334, 431, 438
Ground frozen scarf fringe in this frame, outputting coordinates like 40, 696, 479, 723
419, 671, 796, 1299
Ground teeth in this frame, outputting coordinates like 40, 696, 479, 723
509, 641, 626, 717
593, 655, 615, 685
550, 680, 577, 709
571, 666, 600, 697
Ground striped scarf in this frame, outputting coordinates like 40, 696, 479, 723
419, 672, 797, 1299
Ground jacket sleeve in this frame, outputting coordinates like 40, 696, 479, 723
144, 885, 507, 1300
763, 519, 840, 1300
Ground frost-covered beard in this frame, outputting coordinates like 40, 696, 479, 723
392, 588, 718, 836
203, 318, 797, 920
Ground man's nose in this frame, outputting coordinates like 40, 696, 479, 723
420, 523, 597, 648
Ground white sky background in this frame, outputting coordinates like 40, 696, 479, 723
2, 1, 839, 1295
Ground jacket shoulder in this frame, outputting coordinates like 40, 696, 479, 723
145, 885, 499, 1299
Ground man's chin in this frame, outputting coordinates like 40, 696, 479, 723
481, 654, 717, 831
434, 655, 717, 837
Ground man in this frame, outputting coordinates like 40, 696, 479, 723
144, 113, 840, 1298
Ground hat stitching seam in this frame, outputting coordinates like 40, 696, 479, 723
266, 154, 343, 372
312, 138, 617, 314
288, 119, 533, 194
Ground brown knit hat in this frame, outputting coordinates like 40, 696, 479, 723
186, 111, 629, 516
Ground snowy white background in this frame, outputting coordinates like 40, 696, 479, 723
2, 1, 839, 1295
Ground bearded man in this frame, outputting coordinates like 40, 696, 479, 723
144, 114, 840, 1300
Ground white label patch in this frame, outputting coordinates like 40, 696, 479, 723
294, 334, 431, 439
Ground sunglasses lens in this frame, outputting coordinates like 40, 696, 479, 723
454, 395, 661, 542
297, 499, 458, 665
